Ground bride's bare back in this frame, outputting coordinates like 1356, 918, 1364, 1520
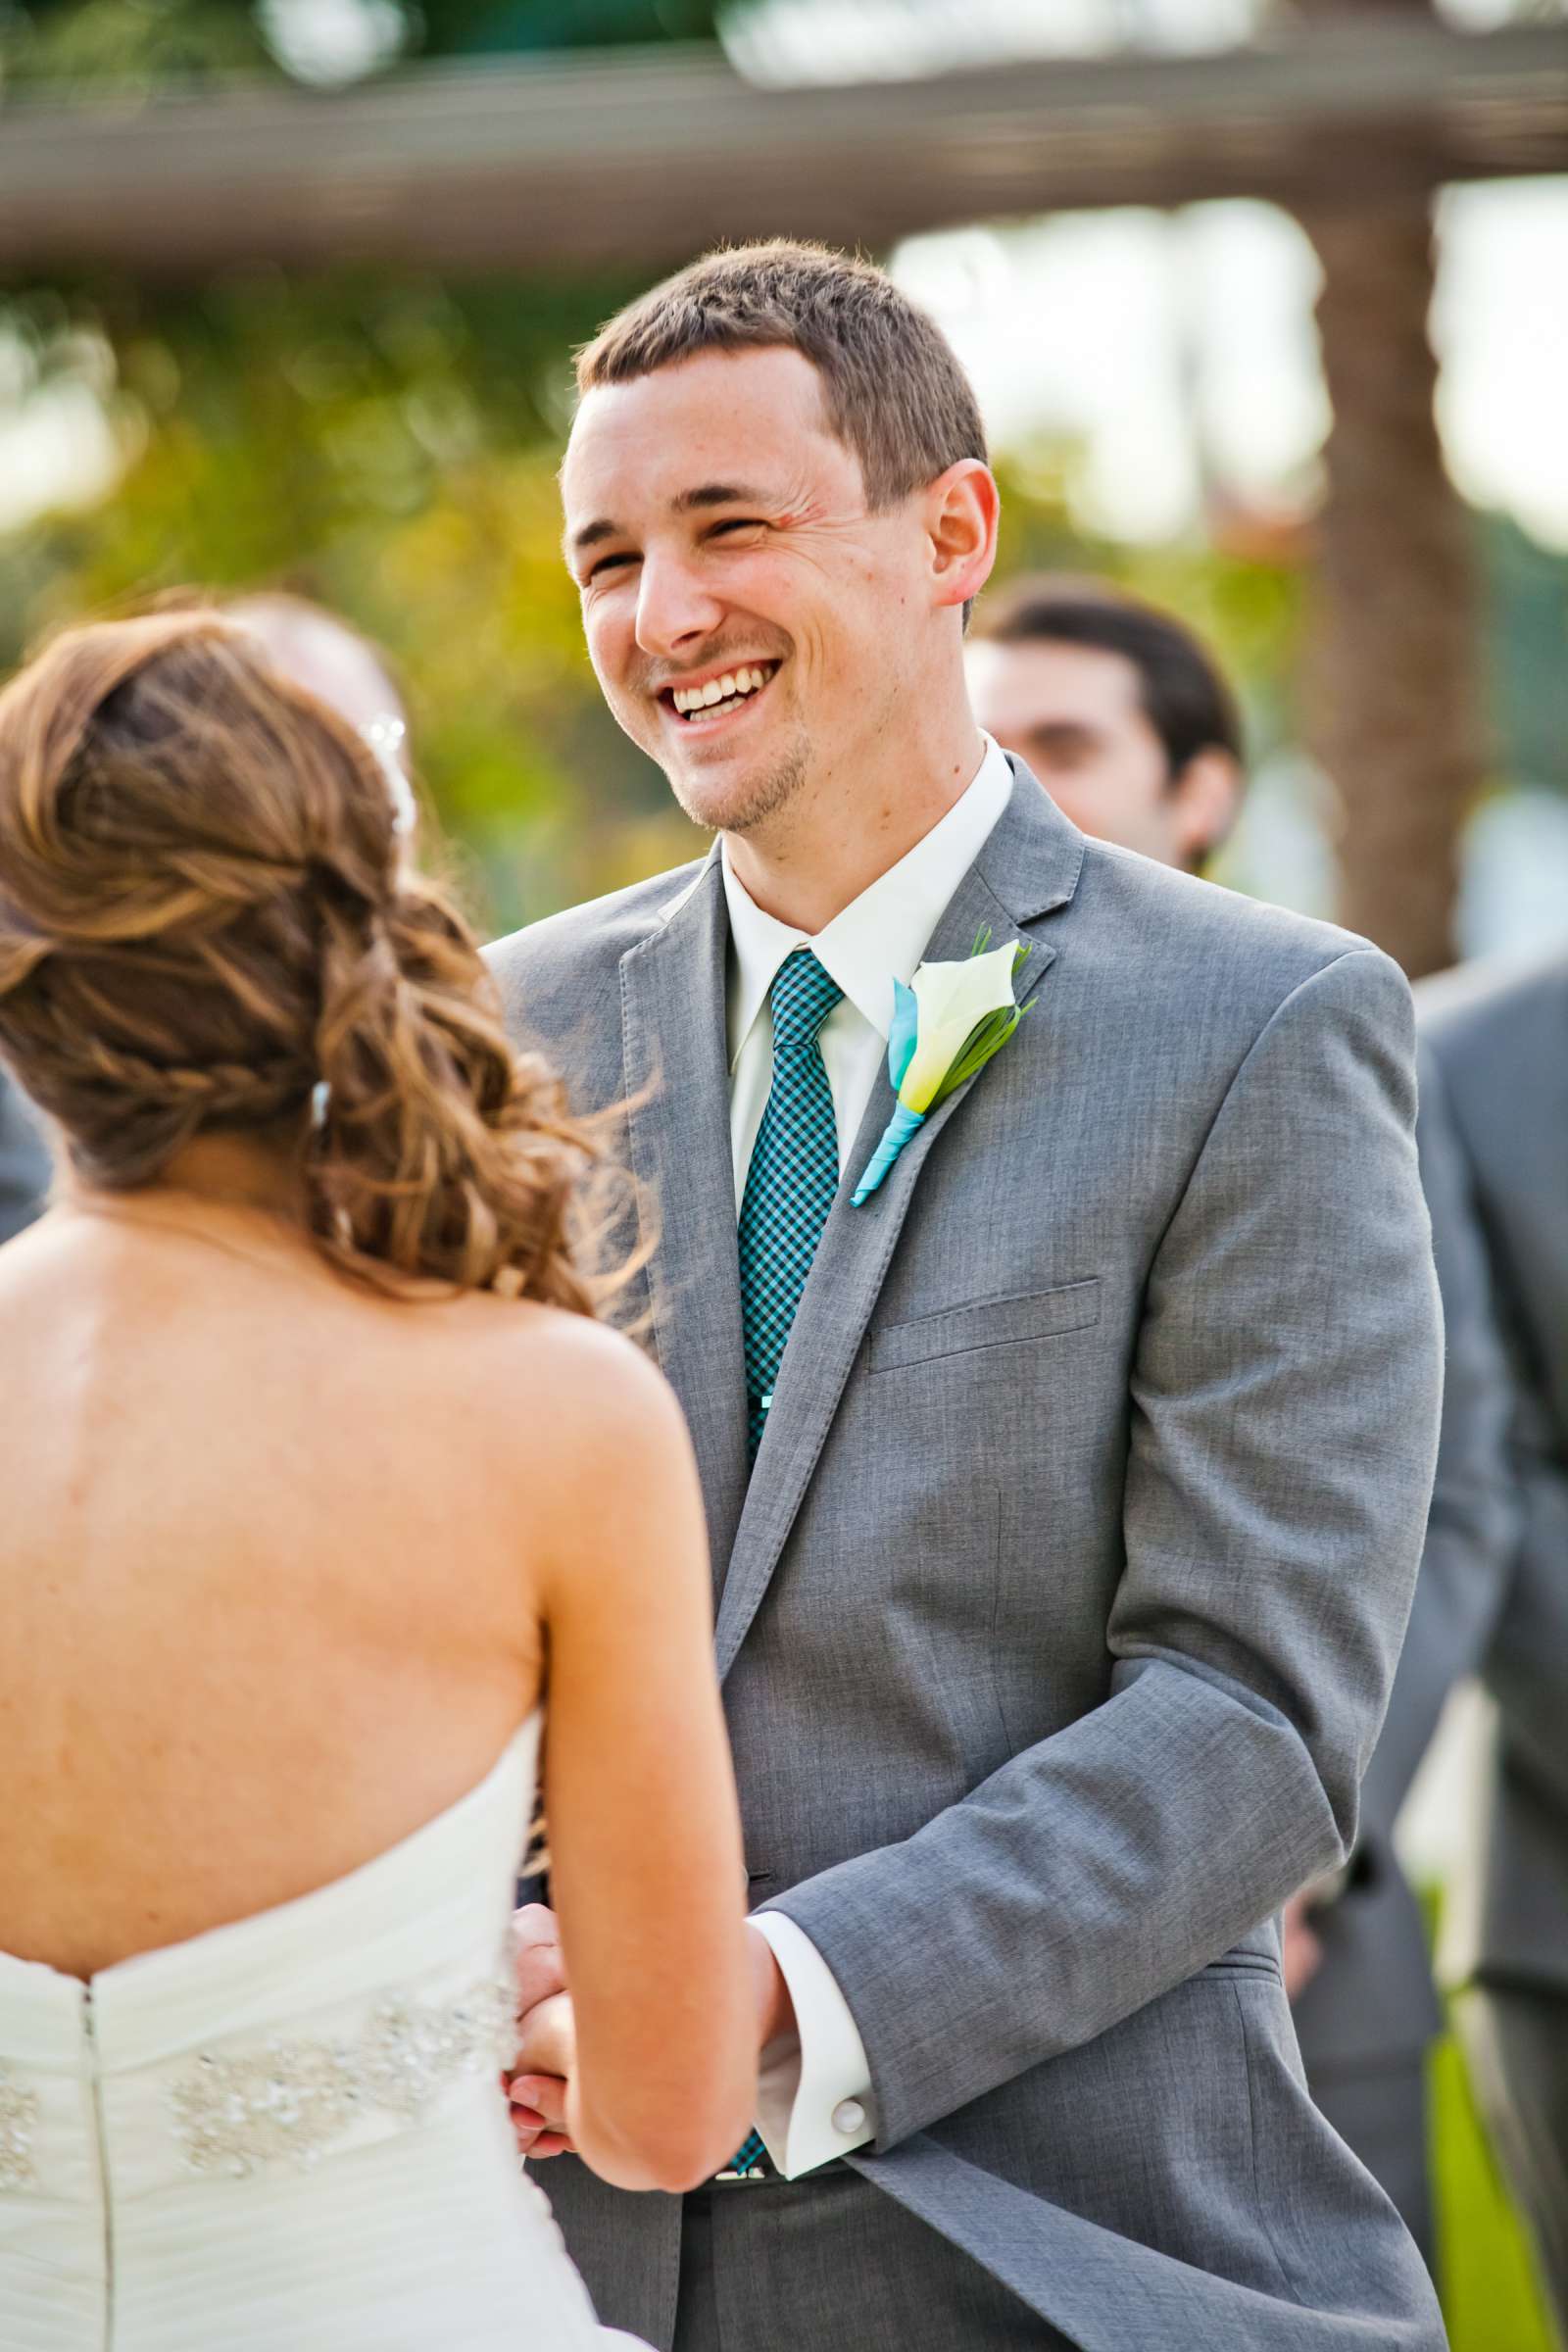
0, 1194, 568, 1977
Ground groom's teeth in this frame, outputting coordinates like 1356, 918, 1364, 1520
670, 662, 777, 717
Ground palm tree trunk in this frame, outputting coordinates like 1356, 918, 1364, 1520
1295, 5, 1487, 979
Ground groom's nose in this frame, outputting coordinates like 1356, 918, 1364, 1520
634, 550, 726, 662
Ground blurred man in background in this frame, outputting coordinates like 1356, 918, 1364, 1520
969, 572, 1456, 2268
1416, 951, 1568, 2338
965, 575, 1245, 873
226, 593, 412, 792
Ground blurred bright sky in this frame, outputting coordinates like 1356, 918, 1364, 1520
886, 184, 1568, 552
729, 0, 1567, 77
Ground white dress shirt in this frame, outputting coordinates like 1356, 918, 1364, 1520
725, 733, 1014, 2177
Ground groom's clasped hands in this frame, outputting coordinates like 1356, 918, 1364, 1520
506, 1906, 578, 2160
506, 1904, 793, 2164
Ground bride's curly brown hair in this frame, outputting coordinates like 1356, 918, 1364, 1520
0, 606, 609, 1310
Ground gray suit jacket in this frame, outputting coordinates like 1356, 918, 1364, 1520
1294, 1044, 1521, 2075
0, 1069, 50, 1247
1418, 952, 1568, 1993
488, 765, 1446, 2352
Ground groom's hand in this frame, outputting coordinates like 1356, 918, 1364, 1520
511, 1990, 577, 2158
512, 1902, 568, 2016
508, 1905, 576, 2159
506, 1904, 799, 2160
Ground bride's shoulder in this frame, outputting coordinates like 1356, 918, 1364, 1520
463, 1309, 698, 1585
437, 1298, 687, 1476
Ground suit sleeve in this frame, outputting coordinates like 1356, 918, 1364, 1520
763, 947, 1444, 2149
1355, 1044, 1522, 1833
1481, 1399, 1568, 1817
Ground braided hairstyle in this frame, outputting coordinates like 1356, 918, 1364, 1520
0, 607, 605, 1309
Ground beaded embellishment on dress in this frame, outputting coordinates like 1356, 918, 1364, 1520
0, 2069, 37, 2190
169, 1974, 516, 2179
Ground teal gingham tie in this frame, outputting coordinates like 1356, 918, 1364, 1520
729, 953, 843, 2176
737, 947, 845, 1461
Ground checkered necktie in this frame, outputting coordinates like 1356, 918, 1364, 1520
737, 947, 845, 1460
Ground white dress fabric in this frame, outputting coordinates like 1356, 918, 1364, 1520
0, 1712, 646, 2350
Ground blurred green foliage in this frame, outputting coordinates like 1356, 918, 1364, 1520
0, 0, 271, 87
0, 0, 724, 88
0, 262, 720, 928
1432, 2030, 1558, 2352
0, 0, 741, 927
1482, 512, 1568, 799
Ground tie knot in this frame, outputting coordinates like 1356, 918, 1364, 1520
769, 948, 843, 1054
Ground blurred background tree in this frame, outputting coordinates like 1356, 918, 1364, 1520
1294, 0, 1488, 979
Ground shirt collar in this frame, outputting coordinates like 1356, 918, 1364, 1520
721, 733, 1014, 1071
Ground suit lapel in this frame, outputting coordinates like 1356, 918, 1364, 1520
618, 856, 751, 1596
712, 765, 1084, 1681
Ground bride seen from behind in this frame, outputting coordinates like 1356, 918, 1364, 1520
0, 607, 754, 2350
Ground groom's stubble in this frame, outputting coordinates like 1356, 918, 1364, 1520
669, 735, 810, 841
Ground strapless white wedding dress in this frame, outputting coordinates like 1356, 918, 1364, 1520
0, 1712, 646, 2349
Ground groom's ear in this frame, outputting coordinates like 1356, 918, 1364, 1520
923, 460, 1001, 617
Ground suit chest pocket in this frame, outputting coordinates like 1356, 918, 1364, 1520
868, 1276, 1101, 1373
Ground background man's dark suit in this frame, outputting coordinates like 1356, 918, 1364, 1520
1294, 1038, 1521, 2267
1419, 951, 1568, 2333
0, 1071, 49, 1245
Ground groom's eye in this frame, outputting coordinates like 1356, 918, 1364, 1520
585, 551, 637, 582
708, 519, 766, 542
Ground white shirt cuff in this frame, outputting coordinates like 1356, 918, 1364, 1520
750, 1911, 875, 2178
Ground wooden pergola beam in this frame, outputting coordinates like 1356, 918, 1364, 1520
0, 20, 1564, 279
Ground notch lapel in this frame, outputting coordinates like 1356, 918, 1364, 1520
618, 857, 751, 1596
712, 765, 1083, 1681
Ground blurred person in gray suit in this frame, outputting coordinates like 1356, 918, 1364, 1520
489, 243, 1445, 2352
225, 592, 415, 822
968, 576, 1483, 2270
1288, 1043, 1521, 2278
0, 1067, 50, 1243
1418, 951, 1568, 2336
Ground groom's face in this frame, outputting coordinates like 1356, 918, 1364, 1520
563, 346, 917, 836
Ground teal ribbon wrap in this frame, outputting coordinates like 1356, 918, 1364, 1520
851, 1102, 925, 1205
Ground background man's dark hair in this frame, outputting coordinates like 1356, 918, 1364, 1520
972, 575, 1245, 779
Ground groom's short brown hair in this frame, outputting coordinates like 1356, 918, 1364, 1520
575, 240, 988, 511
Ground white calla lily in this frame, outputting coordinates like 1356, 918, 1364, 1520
898, 943, 1019, 1113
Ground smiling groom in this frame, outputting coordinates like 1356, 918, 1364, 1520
487, 243, 1446, 2352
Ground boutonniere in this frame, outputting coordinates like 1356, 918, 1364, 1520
851, 928, 1035, 1205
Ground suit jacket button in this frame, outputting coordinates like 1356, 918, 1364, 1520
831, 2099, 866, 2136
